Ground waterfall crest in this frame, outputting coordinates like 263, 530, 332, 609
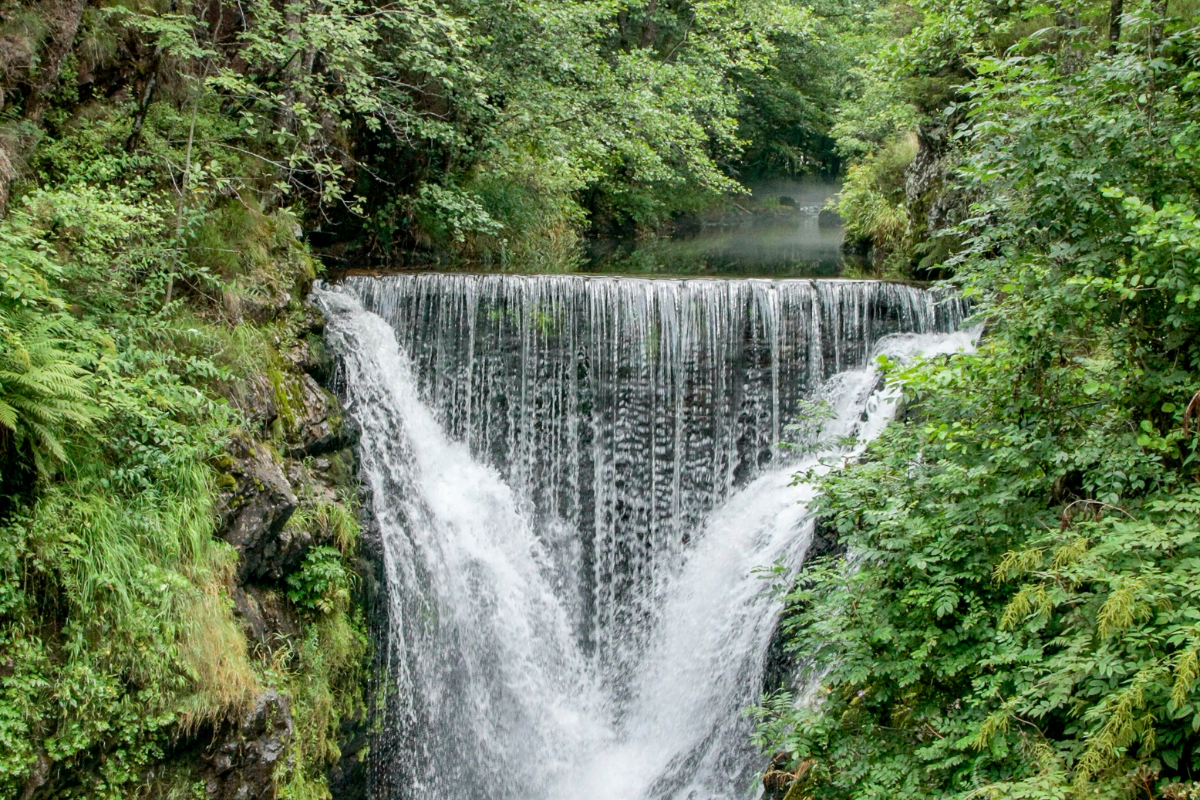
315, 275, 970, 800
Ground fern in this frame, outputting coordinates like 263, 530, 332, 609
0, 308, 100, 474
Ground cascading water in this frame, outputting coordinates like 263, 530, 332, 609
314, 274, 971, 800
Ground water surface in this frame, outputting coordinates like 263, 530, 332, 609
586, 179, 859, 278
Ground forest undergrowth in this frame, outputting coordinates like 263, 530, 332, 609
753, 2, 1200, 798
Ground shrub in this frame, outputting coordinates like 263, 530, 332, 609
287, 547, 352, 615
834, 134, 917, 263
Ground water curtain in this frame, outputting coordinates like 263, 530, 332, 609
316, 274, 970, 800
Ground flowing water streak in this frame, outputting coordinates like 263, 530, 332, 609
343, 274, 964, 667
315, 275, 969, 800
317, 288, 606, 800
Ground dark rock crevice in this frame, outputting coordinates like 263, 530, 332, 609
760, 516, 846, 696
199, 690, 296, 800
759, 515, 848, 800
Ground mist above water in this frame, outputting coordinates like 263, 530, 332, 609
586, 178, 852, 278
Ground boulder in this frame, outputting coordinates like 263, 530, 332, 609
217, 437, 306, 583
289, 372, 351, 457
201, 690, 294, 800
817, 208, 842, 228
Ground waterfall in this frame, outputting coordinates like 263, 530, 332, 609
314, 275, 971, 800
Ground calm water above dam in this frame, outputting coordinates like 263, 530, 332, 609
585, 180, 856, 278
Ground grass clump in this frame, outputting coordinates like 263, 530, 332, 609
833, 134, 917, 272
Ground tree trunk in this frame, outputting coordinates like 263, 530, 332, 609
640, 0, 659, 49
1149, 0, 1168, 53
126, 0, 178, 152
126, 67, 160, 152
1055, 1, 1084, 74
275, 3, 304, 134
24, 0, 88, 123
0, 139, 16, 217
1107, 0, 1123, 55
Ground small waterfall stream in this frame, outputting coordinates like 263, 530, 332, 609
314, 275, 970, 800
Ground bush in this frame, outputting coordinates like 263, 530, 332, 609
834, 134, 917, 264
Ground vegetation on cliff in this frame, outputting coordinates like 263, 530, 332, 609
0, 2, 372, 797
0, 154, 369, 797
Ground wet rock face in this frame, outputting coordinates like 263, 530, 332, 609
205, 303, 370, 800
904, 119, 969, 269
217, 437, 306, 583
761, 516, 846, 695
905, 122, 950, 228
233, 585, 301, 646
325, 727, 370, 800
241, 287, 294, 325
290, 372, 352, 457
807, 516, 846, 563
201, 690, 294, 800
329, 512, 388, 800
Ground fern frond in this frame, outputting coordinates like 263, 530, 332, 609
0, 305, 100, 472
0, 396, 15, 430
25, 418, 66, 462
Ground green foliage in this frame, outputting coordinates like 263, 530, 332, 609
287, 498, 361, 555
834, 134, 916, 260
734, 30, 841, 177
0, 91, 365, 798
11, 186, 171, 315
0, 209, 101, 476
0, 329, 257, 796
0, 308, 97, 474
754, 7, 1200, 799
273, 610, 369, 800
0, 181, 261, 790
353, 0, 818, 253
822, 0, 1032, 265
287, 547, 352, 615
826, 3, 928, 159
